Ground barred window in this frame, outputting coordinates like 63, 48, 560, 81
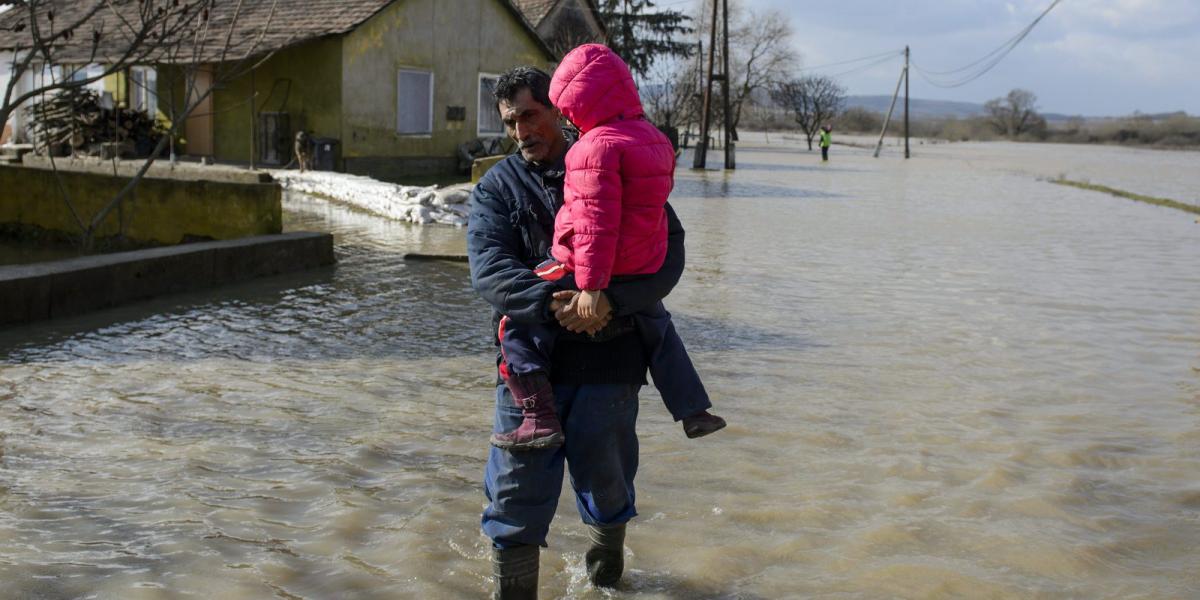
478, 74, 504, 136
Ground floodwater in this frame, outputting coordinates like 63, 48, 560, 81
1, 136, 1198, 599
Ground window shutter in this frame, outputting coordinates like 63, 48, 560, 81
397, 70, 433, 135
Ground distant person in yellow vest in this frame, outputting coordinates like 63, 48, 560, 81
819, 124, 832, 162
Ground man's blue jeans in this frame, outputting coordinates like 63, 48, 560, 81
482, 382, 641, 548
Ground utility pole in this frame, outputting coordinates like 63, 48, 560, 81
904, 46, 910, 159
683, 38, 702, 148
692, 0, 719, 169
721, 0, 734, 169
873, 64, 906, 158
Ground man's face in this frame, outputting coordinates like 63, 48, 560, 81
498, 87, 565, 165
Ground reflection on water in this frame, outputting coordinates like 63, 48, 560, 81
673, 175, 845, 200
2, 137, 1199, 598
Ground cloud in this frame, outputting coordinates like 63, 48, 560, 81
1052, 0, 1200, 37
1036, 30, 1196, 85
748, 0, 1199, 114
758, 0, 1021, 37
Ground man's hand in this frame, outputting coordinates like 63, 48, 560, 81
551, 290, 612, 335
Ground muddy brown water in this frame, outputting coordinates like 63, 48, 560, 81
1, 137, 1198, 598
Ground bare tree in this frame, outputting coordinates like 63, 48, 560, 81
640, 54, 700, 133
688, 1, 796, 140
1, 1, 205, 140
984, 89, 1044, 138
727, 8, 796, 140
1, 0, 283, 249
835, 106, 883, 133
771, 75, 845, 150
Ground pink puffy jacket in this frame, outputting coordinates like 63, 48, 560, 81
548, 44, 675, 291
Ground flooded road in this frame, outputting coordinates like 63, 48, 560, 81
1, 138, 1198, 598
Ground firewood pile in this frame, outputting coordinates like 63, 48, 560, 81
25, 87, 163, 158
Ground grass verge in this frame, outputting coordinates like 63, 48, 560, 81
1050, 178, 1200, 216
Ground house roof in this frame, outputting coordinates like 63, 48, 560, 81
511, 0, 604, 33
0, 0, 556, 63
511, 0, 558, 27
511, 0, 606, 51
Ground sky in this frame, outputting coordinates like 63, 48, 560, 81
4, 3, 1195, 116
733, 0, 1200, 116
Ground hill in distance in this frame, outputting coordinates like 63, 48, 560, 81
845, 95, 986, 119
843, 95, 1188, 123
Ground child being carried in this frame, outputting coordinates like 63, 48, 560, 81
492, 44, 726, 451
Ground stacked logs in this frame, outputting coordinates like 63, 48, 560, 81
25, 87, 162, 158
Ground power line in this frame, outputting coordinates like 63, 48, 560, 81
797, 49, 905, 73
910, 0, 1064, 88
914, 28, 1029, 76
822, 51, 904, 79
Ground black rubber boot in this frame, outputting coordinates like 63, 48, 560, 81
492, 544, 539, 600
585, 523, 626, 588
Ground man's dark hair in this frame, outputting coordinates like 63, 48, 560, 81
492, 66, 553, 112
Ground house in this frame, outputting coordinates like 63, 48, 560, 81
511, 0, 606, 57
1, 0, 557, 179
0, 4, 137, 145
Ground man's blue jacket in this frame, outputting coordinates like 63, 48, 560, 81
467, 149, 686, 331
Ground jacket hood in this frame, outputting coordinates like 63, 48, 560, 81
549, 44, 645, 133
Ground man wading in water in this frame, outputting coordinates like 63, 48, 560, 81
468, 65, 705, 598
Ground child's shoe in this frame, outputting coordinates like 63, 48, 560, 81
682, 410, 726, 439
491, 373, 564, 451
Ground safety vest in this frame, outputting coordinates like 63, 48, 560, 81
819, 130, 831, 148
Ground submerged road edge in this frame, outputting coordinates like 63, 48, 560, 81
0, 232, 336, 327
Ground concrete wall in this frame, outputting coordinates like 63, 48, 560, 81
0, 232, 334, 327
340, 0, 550, 179
0, 165, 281, 245
20, 154, 273, 184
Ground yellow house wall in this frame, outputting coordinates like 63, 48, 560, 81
340, 0, 550, 169
102, 71, 127, 106
206, 36, 344, 163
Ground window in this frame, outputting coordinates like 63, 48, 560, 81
478, 74, 504, 136
65, 64, 106, 94
396, 69, 433, 135
130, 66, 157, 115
67, 65, 89, 83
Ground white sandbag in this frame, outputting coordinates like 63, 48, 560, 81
271, 169, 474, 228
